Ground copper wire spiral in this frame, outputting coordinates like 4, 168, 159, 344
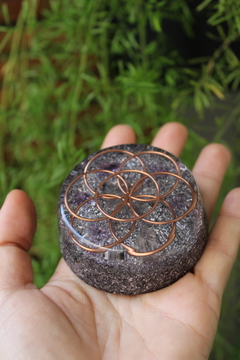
64, 149, 198, 257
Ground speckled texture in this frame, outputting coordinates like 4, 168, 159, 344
58, 144, 208, 295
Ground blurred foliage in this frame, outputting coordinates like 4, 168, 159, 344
0, 0, 239, 358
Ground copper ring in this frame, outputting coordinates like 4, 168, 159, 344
64, 149, 198, 256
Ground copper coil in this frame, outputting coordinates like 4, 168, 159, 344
64, 149, 198, 257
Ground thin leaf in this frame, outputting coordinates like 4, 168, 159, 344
204, 82, 225, 100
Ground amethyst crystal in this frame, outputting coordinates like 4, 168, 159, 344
58, 144, 208, 295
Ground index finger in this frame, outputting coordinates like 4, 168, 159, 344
101, 125, 136, 149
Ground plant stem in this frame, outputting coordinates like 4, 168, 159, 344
68, 0, 99, 151
138, 1, 147, 69
206, 31, 240, 75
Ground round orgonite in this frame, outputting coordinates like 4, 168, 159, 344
58, 144, 208, 295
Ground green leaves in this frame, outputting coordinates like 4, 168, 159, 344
197, 0, 214, 12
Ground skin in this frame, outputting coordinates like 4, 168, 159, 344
0, 122, 240, 360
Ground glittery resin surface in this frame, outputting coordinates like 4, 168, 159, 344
58, 144, 208, 295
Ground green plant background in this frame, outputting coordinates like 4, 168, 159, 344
0, 0, 240, 358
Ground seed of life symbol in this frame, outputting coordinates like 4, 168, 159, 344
64, 148, 198, 257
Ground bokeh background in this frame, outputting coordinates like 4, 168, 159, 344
0, 1, 240, 358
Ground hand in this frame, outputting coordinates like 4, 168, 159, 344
0, 123, 239, 360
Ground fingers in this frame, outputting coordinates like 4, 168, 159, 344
195, 188, 240, 299
151, 122, 188, 157
0, 190, 36, 292
192, 144, 231, 220
101, 124, 136, 149
101, 123, 188, 157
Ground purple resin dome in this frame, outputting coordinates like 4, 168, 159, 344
58, 144, 208, 295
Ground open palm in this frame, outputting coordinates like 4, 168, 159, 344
0, 123, 240, 360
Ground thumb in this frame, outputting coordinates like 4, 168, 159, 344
0, 190, 36, 296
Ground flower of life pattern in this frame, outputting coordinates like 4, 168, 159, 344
64, 149, 198, 257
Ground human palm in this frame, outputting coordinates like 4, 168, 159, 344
0, 123, 239, 360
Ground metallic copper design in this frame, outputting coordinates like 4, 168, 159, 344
64, 149, 198, 257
